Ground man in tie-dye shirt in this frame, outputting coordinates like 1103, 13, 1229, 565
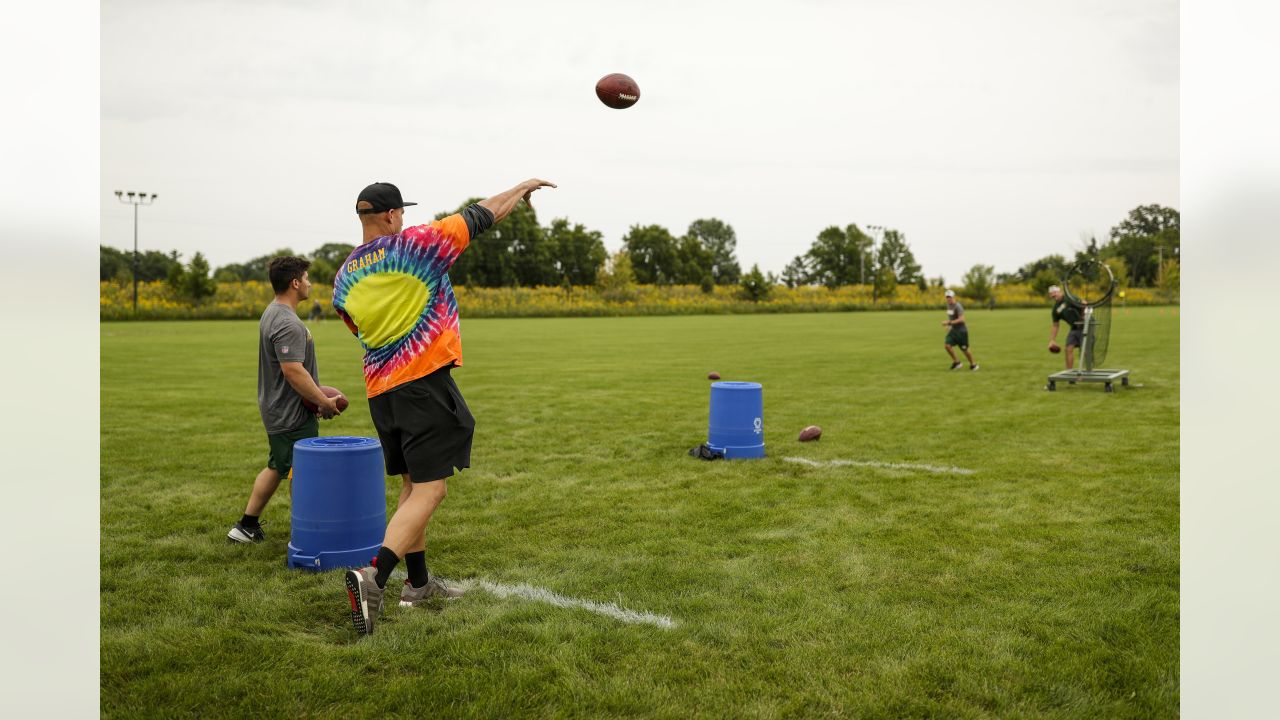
336, 178, 556, 636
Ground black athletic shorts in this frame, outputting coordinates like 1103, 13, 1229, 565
369, 364, 475, 482
1066, 327, 1085, 347
945, 326, 969, 350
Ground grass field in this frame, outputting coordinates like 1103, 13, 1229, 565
101, 307, 1179, 718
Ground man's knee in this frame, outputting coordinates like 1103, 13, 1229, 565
415, 478, 448, 503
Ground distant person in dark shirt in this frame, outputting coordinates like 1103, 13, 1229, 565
1048, 285, 1085, 369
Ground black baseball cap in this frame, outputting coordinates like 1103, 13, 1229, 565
356, 182, 417, 215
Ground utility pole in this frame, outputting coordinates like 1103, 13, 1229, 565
1156, 245, 1164, 286
115, 190, 158, 313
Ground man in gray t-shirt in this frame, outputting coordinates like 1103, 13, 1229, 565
942, 289, 979, 371
228, 256, 344, 544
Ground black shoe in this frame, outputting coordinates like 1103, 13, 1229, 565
949, 362, 962, 370
227, 521, 265, 543
970, 364, 979, 371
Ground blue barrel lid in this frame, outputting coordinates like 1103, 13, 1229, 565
711, 381, 762, 390
295, 436, 381, 450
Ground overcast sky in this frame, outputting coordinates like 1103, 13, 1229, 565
101, 0, 1178, 285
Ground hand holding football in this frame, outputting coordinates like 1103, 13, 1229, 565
303, 386, 349, 414
1048, 343, 1061, 354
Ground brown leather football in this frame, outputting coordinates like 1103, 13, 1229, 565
798, 425, 822, 442
302, 385, 348, 414
708, 372, 721, 380
596, 73, 640, 109
1049, 343, 1062, 354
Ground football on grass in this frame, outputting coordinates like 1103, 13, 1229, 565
708, 371, 721, 380
596, 73, 640, 109
303, 386, 348, 413
798, 425, 822, 442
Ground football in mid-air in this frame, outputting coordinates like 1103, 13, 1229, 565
798, 425, 822, 442
596, 73, 640, 109
303, 386, 349, 414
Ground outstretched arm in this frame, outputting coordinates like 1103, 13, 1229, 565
478, 179, 557, 223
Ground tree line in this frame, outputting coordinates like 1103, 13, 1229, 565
100, 202, 1178, 304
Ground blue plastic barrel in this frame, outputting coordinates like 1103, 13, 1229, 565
707, 381, 765, 459
287, 436, 387, 572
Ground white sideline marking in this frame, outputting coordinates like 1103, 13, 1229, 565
392, 572, 677, 629
782, 456, 976, 476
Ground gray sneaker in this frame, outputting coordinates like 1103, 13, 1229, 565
344, 566, 385, 635
399, 577, 465, 607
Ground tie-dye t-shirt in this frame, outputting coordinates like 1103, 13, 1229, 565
333, 204, 493, 398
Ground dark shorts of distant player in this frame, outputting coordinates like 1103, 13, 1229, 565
944, 326, 970, 350
369, 364, 475, 483
266, 415, 319, 477
1066, 327, 1084, 348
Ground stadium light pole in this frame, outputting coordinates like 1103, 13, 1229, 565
115, 190, 158, 313
865, 224, 885, 286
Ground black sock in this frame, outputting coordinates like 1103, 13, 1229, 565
239, 514, 259, 528
405, 551, 428, 588
373, 546, 400, 589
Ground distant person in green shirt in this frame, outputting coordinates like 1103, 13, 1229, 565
942, 290, 978, 371
1048, 285, 1085, 369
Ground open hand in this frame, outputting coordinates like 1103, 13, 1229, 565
521, 179, 557, 209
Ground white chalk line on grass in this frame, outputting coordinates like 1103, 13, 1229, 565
782, 456, 976, 476
391, 571, 677, 629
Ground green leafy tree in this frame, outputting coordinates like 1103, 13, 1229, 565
507, 207, 555, 287
1109, 204, 1180, 243
806, 226, 861, 288
700, 273, 715, 294
166, 256, 186, 294
1030, 268, 1060, 295
441, 198, 521, 287
738, 264, 772, 302
875, 229, 922, 286
622, 224, 682, 285
872, 265, 897, 301
674, 235, 714, 285
214, 248, 294, 283
1104, 204, 1179, 287
307, 242, 356, 285
182, 252, 217, 303
596, 249, 637, 301
781, 255, 812, 288
685, 218, 741, 285
546, 219, 608, 286
121, 249, 183, 282
100, 245, 131, 282
1015, 254, 1069, 284
1103, 256, 1129, 289
1158, 258, 1180, 298
961, 264, 995, 302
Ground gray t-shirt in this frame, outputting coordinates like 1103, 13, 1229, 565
258, 302, 318, 434
946, 302, 965, 327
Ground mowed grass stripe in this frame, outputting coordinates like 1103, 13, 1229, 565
102, 307, 1178, 718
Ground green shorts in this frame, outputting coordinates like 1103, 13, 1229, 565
266, 415, 319, 477
945, 326, 970, 350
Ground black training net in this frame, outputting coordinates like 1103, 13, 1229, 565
1081, 302, 1111, 370
1066, 260, 1116, 371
